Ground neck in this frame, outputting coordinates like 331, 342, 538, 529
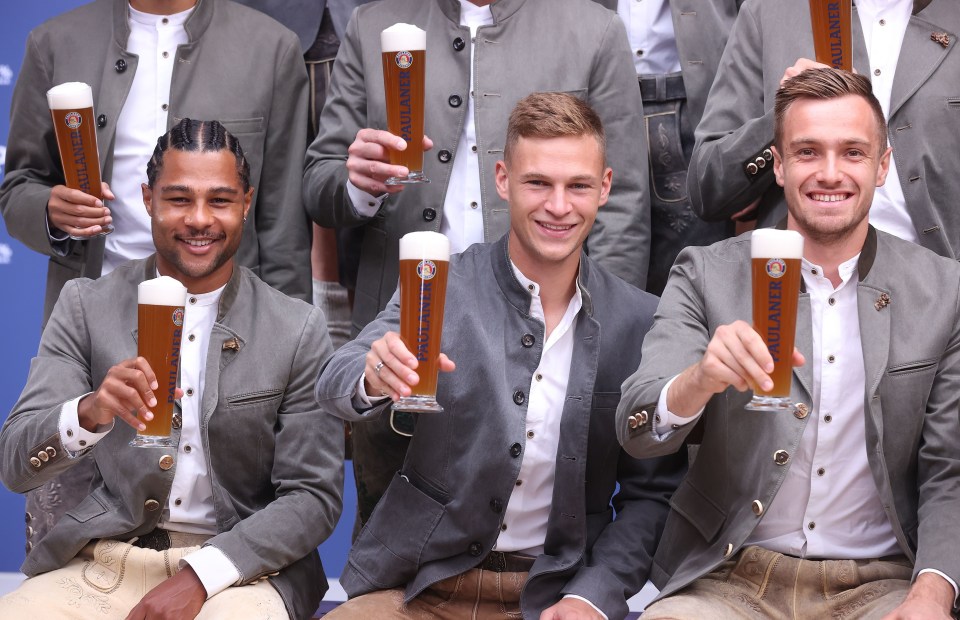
130, 0, 197, 15
156, 258, 233, 294
791, 222, 868, 288
467, 0, 495, 6
508, 237, 579, 336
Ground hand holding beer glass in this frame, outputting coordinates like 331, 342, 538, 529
46, 82, 113, 238
381, 23, 429, 185
746, 229, 804, 411
131, 276, 187, 447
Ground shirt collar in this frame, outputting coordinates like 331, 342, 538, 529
128, 2, 194, 28
509, 261, 583, 317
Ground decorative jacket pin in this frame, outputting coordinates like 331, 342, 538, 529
932, 32, 950, 48
874, 293, 891, 311
222, 338, 240, 351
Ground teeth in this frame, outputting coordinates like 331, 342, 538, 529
540, 223, 572, 231
811, 193, 849, 203
185, 239, 214, 247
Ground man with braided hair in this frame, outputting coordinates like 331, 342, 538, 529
0, 119, 344, 620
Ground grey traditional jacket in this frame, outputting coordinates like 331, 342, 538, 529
616, 229, 960, 601
0, 257, 344, 620
303, 0, 651, 332
688, 0, 960, 260
316, 236, 686, 619
0, 0, 312, 323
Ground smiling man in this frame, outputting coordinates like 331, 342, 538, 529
617, 69, 960, 619
0, 119, 343, 620
316, 92, 685, 620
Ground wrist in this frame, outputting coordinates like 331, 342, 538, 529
908, 573, 955, 612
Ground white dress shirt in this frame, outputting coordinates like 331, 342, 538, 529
856, 0, 916, 243
100, 5, 191, 275
347, 1, 493, 255
616, 0, 681, 76
495, 265, 581, 556
58, 280, 240, 599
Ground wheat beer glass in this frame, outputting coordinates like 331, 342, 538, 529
394, 231, 450, 413
381, 23, 428, 185
746, 229, 804, 411
132, 276, 187, 447
809, 0, 852, 71
46, 82, 112, 239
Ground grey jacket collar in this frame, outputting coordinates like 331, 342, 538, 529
139, 254, 243, 323
113, 0, 215, 48
490, 234, 595, 319
438, 0, 528, 25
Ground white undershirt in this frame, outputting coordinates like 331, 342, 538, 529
58, 279, 239, 599
346, 1, 492, 255
616, 0, 681, 76
856, 0, 915, 243
100, 5, 191, 275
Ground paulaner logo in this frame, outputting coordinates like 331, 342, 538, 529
416, 279, 432, 362
826, 2, 846, 69
417, 259, 437, 280
172, 307, 184, 327
65, 115, 92, 194
396, 52, 414, 143
168, 328, 182, 404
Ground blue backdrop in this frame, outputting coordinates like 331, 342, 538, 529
0, 0, 355, 578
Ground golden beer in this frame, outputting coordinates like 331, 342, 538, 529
46, 82, 112, 238
395, 231, 450, 413
747, 229, 803, 411
809, 0, 852, 71
133, 276, 187, 447
381, 23, 428, 184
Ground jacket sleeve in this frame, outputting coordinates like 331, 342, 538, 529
559, 449, 687, 619
585, 13, 651, 289
205, 306, 345, 583
687, 2, 780, 222
0, 280, 96, 494
617, 246, 713, 458
0, 30, 74, 258
302, 9, 372, 230
252, 33, 313, 302
314, 289, 401, 421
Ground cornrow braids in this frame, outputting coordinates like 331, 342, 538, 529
146, 118, 251, 191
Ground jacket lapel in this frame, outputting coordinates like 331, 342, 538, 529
858, 284, 891, 405
793, 293, 815, 398
889, 14, 952, 119
200, 325, 243, 424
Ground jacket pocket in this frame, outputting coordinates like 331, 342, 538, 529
217, 117, 264, 136
670, 479, 726, 543
66, 490, 110, 523
349, 471, 446, 589
226, 389, 284, 407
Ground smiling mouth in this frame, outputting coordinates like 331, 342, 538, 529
538, 221, 575, 232
809, 193, 852, 203
184, 239, 216, 247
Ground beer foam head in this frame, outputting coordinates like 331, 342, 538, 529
751, 229, 804, 259
138, 276, 188, 306
46, 82, 93, 110
399, 231, 450, 261
381, 23, 426, 52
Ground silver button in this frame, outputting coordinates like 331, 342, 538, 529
828, 355, 836, 363
773, 450, 790, 465
144, 499, 161, 512
162, 51, 169, 58
817, 467, 826, 476
874, 69, 881, 76
723, 543, 734, 557
37, 451, 49, 462
752, 500, 764, 516
824, 414, 833, 423
189, 297, 197, 304
807, 521, 816, 530
45, 447, 56, 458
793, 403, 809, 420
526, 431, 534, 439
29, 457, 41, 469
746, 162, 759, 175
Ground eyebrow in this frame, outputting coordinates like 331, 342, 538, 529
789, 137, 873, 148
517, 172, 597, 183
159, 184, 240, 195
